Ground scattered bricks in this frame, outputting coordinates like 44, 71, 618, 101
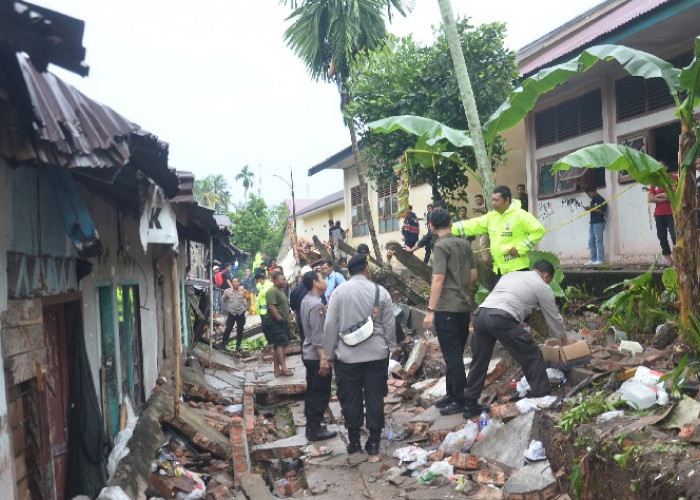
429, 428, 451, 445
592, 349, 611, 360
391, 363, 405, 378
428, 448, 445, 461
475, 470, 506, 487
490, 403, 520, 421
484, 359, 506, 387
678, 419, 700, 443
405, 340, 429, 377
642, 349, 667, 368
449, 452, 479, 470
404, 421, 429, 439
206, 484, 231, 500
605, 360, 624, 372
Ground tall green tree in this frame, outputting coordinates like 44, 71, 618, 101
193, 174, 231, 214
229, 195, 289, 258
346, 20, 516, 204
282, 0, 414, 264
437, 0, 494, 206
235, 165, 254, 203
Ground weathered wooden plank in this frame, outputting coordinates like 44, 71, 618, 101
4, 349, 47, 386
311, 235, 335, 267
1, 324, 43, 358
1, 299, 42, 328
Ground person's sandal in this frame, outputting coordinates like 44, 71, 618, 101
281, 369, 294, 377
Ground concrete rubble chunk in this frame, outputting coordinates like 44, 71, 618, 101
470, 411, 543, 469
249, 432, 307, 461
503, 460, 557, 497
238, 473, 274, 500
405, 340, 429, 377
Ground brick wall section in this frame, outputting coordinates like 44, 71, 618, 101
230, 416, 250, 480
244, 386, 255, 434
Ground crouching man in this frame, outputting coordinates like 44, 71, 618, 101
463, 260, 569, 419
323, 254, 396, 456
300, 270, 337, 442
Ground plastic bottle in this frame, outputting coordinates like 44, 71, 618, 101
479, 410, 489, 431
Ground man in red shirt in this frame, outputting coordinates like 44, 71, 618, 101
648, 163, 677, 267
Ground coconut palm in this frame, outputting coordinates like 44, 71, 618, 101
235, 165, 254, 202
193, 174, 231, 214
282, 0, 414, 264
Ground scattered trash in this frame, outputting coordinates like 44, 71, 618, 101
386, 466, 404, 484
393, 445, 429, 468
546, 368, 567, 385
605, 326, 628, 345
416, 459, 454, 482
619, 340, 644, 356
384, 421, 405, 441
224, 404, 243, 414
633, 366, 663, 386
479, 410, 489, 432
617, 380, 657, 409
438, 421, 478, 454
107, 396, 139, 481
516, 395, 558, 413
96, 486, 131, 500
524, 440, 547, 462
302, 444, 333, 458
516, 376, 531, 398
596, 410, 625, 423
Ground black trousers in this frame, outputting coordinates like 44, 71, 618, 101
335, 357, 389, 431
222, 312, 246, 346
303, 359, 333, 427
654, 214, 676, 255
434, 311, 470, 403
464, 308, 550, 402
423, 245, 432, 264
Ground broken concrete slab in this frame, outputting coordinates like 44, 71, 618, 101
503, 460, 557, 498
409, 405, 442, 423
302, 433, 350, 467
304, 463, 368, 498
422, 376, 447, 402
662, 399, 700, 430
249, 432, 307, 461
470, 411, 543, 469
412, 378, 438, 392
238, 473, 273, 500
161, 404, 232, 459
193, 346, 240, 372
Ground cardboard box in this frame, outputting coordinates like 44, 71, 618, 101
541, 340, 591, 370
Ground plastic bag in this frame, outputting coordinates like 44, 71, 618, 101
107, 396, 139, 481
516, 395, 558, 413
546, 368, 567, 385
596, 410, 624, 423
416, 459, 454, 482
96, 486, 131, 500
438, 421, 478, 454
392, 445, 428, 465
516, 376, 531, 397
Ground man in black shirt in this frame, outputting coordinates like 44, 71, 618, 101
583, 186, 607, 266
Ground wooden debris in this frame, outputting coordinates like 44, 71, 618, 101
384, 241, 432, 283
160, 415, 232, 459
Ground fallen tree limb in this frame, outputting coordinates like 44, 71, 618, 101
385, 241, 432, 284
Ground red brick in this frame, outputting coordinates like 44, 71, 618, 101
679, 419, 700, 443
206, 484, 231, 500
542, 484, 559, 499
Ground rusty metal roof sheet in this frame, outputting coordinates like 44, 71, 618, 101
519, 0, 671, 76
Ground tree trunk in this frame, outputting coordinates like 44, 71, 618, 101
437, 0, 495, 207
675, 127, 700, 329
348, 120, 384, 265
385, 241, 433, 284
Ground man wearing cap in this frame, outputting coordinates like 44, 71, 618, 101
423, 208, 478, 415
323, 253, 396, 456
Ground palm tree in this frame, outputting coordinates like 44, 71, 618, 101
436, 0, 494, 205
193, 174, 231, 214
283, 0, 414, 264
235, 165, 254, 202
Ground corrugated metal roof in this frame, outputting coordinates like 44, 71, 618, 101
296, 190, 344, 216
519, 0, 671, 75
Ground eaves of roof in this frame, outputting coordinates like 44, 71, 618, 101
296, 190, 344, 217
518, 0, 678, 76
308, 144, 359, 176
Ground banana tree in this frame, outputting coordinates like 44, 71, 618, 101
487, 41, 700, 328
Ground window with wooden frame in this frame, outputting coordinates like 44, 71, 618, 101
534, 90, 603, 147
377, 183, 400, 233
537, 153, 606, 199
617, 131, 647, 183
350, 186, 369, 237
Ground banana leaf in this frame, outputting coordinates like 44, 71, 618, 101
367, 114, 473, 148
678, 37, 700, 121
483, 44, 681, 145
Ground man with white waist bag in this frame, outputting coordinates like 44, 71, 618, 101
323, 253, 396, 456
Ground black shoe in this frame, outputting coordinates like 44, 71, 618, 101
347, 441, 363, 454
434, 395, 455, 409
306, 426, 337, 442
365, 441, 380, 456
463, 403, 491, 419
439, 401, 465, 416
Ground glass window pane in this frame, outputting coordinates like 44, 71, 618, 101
391, 197, 398, 215
379, 220, 386, 233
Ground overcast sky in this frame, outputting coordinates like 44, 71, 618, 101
35, 0, 602, 208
